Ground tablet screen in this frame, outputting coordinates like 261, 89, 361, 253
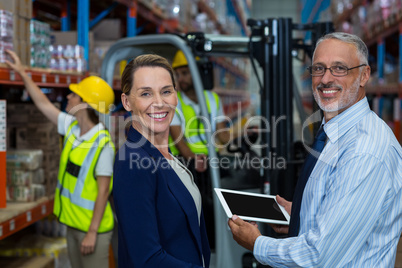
221, 191, 288, 222
215, 188, 290, 224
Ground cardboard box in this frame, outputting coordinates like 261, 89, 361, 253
18, 0, 32, 19
0, 1, 18, 15
18, 16, 30, 42
50, 31, 94, 49
16, 126, 59, 150
7, 103, 59, 126
90, 40, 117, 74
92, 19, 121, 40
19, 40, 30, 66
0, 0, 32, 19
44, 169, 58, 195
10, 15, 30, 65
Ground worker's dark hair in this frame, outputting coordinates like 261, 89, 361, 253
121, 54, 176, 95
87, 108, 100, 125
75, 94, 100, 125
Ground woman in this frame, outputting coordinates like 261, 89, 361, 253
113, 54, 211, 267
6, 50, 115, 268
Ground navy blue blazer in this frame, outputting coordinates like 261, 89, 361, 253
113, 126, 211, 267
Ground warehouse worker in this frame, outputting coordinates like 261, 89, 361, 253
228, 33, 402, 267
6, 50, 115, 268
169, 50, 231, 170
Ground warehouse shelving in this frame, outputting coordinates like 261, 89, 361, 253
198, 0, 228, 34
0, 65, 89, 240
331, 0, 401, 143
0, 66, 88, 88
333, 1, 402, 94
0, 197, 53, 240
228, 0, 251, 36
116, 0, 184, 33
366, 84, 402, 95
332, 0, 363, 30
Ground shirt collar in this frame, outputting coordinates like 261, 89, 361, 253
180, 91, 197, 106
323, 97, 371, 143
75, 122, 105, 141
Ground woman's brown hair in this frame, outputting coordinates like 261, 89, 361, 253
121, 54, 176, 95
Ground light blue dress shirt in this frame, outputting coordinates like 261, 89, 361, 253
254, 97, 402, 267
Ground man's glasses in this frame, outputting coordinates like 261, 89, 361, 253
308, 64, 367, 77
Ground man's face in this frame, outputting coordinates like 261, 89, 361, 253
311, 39, 370, 120
174, 66, 194, 93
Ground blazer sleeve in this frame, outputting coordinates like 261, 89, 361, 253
113, 152, 205, 268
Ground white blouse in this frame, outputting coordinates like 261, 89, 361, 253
166, 155, 202, 225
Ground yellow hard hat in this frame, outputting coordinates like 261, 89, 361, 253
172, 50, 188, 69
69, 76, 115, 114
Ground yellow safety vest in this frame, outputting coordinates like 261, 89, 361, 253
169, 91, 220, 155
54, 121, 115, 233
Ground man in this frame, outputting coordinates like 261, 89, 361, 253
228, 32, 402, 267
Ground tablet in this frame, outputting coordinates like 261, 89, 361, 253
214, 188, 290, 225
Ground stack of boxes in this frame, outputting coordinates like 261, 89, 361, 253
30, 20, 51, 68
0, 0, 32, 65
50, 31, 92, 73
7, 103, 61, 197
0, 10, 13, 63
49, 44, 86, 72
6, 149, 45, 202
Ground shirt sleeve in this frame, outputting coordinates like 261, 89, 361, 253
95, 145, 114, 177
253, 154, 392, 267
57, 112, 75, 135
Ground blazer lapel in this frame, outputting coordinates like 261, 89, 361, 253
165, 169, 203, 252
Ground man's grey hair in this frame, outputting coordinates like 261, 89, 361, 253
314, 32, 369, 65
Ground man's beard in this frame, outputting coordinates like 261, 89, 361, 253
313, 78, 360, 113
179, 82, 194, 93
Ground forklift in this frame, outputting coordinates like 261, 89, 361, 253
101, 18, 332, 268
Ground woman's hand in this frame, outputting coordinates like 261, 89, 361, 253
80, 231, 97, 255
5, 50, 25, 74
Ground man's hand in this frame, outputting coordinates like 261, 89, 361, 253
194, 154, 207, 172
228, 215, 261, 251
269, 195, 292, 234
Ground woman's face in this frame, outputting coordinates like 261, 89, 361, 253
122, 66, 178, 139
66, 92, 86, 114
